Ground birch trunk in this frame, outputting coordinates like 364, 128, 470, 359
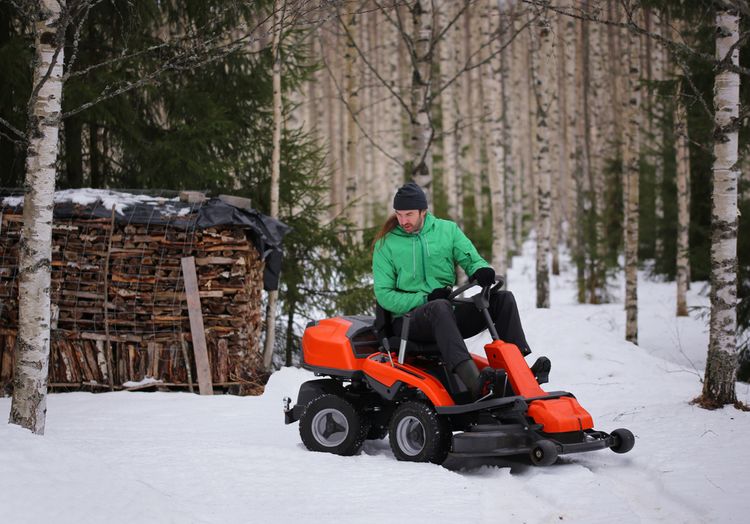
590, 7, 608, 304
623, 17, 641, 345
510, 12, 525, 251
386, 12, 404, 195
675, 78, 691, 317
500, 6, 515, 266
343, 10, 361, 235
549, 11, 562, 277
575, 14, 589, 304
651, 11, 666, 263
9, 0, 65, 434
485, 0, 507, 277
562, 15, 578, 262
323, 31, 343, 220
438, 0, 460, 220
530, 9, 554, 309
409, 0, 434, 199
262, 0, 284, 371
585, 9, 602, 303
362, 11, 375, 226
702, 9, 740, 406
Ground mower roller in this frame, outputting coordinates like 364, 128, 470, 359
284, 277, 635, 466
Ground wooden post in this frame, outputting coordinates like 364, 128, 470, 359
181, 256, 213, 395
103, 207, 115, 390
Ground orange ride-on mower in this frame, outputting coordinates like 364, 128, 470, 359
283, 278, 635, 466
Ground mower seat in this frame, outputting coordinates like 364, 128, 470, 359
374, 303, 442, 358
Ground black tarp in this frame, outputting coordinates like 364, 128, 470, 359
1, 194, 291, 291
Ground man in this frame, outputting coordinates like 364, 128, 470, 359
372, 182, 533, 400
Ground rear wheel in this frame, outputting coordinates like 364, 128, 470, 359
388, 401, 451, 464
529, 439, 558, 466
610, 428, 635, 454
299, 394, 370, 456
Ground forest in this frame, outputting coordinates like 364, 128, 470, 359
1, 0, 748, 434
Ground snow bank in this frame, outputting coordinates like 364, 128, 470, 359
1, 244, 748, 523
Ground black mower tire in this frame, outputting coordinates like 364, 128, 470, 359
529, 439, 558, 466
610, 428, 635, 454
388, 401, 451, 464
299, 394, 370, 456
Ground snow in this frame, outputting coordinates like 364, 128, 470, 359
2, 243, 749, 523
121, 376, 163, 388
1, 188, 180, 215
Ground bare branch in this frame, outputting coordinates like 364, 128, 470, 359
335, 3, 413, 120
317, 34, 405, 168
523, 0, 750, 77
432, 0, 472, 45
0, 116, 27, 143
432, 8, 535, 102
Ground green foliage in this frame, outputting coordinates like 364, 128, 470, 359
0, 0, 374, 368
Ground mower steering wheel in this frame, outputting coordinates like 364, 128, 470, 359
447, 275, 505, 306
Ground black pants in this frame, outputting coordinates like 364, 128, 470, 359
391, 291, 531, 371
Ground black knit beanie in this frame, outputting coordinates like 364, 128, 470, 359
393, 182, 428, 210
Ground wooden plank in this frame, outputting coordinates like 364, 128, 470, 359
181, 256, 213, 395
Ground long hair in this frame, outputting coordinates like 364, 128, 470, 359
372, 214, 399, 250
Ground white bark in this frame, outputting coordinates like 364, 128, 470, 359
623, 13, 641, 345
575, 13, 590, 304
343, 10, 362, 234
562, 14, 578, 259
262, 0, 284, 371
510, 12, 526, 252
530, 7, 554, 309
500, 18, 515, 268
9, 0, 65, 435
410, 0, 434, 198
485, 0, 507, 277
703, 9, 740, 406
675, 79, 690, 317
386, 12, 404, 197
588, 6, 608, 303
438, 0, 460, 220
650, 10, 666, 262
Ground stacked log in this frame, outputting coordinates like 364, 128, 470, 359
0, 207, 266, 394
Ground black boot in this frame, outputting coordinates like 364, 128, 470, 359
530, 356, 551, 385
455, 359, 481, 399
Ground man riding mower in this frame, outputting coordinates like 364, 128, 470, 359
284, 182, 634, 465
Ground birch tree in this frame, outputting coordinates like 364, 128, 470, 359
670, 15, 692, 318
701, 6, 741, 407
623, 4, 641, 345
262, 0, 286, 370
529, 4, 555, 309
484, 0, 507, 277
342, 10, 362, 232
675, 76, 691, 317
409, 0, 434, 197
437, 0, 461, 219
9, 0, 66, 435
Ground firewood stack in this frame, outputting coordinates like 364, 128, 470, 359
0, 194, 271, 395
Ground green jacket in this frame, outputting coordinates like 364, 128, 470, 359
372, 213, 489, 316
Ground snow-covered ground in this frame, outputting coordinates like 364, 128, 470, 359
2, 245, 749, 523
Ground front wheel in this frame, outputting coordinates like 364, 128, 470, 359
529, 439, 559, 466
299, 394, 370, 456
610, 428, 635, 454
388, 401, 451, 464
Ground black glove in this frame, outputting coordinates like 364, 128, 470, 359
427, 287, 452, 302
472, 267, 496, 287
